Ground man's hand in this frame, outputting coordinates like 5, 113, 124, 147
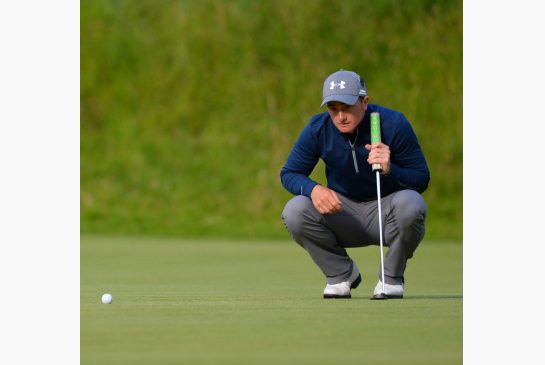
310, 185, 342, 214
365, 142, 391, 175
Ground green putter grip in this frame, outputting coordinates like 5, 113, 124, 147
370, 112, 382, 172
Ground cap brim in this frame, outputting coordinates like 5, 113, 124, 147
320, 94, 359, 108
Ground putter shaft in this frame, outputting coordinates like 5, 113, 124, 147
376, 171, 386, 294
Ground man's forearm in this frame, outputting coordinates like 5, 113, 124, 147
385, 163, 430, 193
280, 170, 319, 197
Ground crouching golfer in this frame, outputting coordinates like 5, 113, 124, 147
281, 70, 430, 299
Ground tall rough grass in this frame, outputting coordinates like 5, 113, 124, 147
81, 0, 462, 240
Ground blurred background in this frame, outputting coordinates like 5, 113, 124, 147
81, 0, 462, 241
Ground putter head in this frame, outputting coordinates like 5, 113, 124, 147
371, 292, 388, 300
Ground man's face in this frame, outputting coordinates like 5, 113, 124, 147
326, 97, 368, 134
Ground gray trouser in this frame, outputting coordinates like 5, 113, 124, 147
281, 190, 427, 285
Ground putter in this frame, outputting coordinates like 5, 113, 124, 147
370, 112, 387, 300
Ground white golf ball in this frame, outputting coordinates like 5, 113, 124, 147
101, 293, 113, 304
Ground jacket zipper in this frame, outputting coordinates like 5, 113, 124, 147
347, 130, 359, 174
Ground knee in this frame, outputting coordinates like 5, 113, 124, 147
391, 190, 427, 228
281, 196, 315, 236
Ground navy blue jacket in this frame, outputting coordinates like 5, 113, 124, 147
280, 104, 430, 201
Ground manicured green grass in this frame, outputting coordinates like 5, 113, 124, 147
81, 236, 462, 364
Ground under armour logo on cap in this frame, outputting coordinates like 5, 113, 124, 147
321, 70, 367, 107
329, 81, 346, 90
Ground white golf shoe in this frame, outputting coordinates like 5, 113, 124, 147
323, 263, 362, 299
373, 281, 404, 299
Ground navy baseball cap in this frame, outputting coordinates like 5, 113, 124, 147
321, 70, 367, 107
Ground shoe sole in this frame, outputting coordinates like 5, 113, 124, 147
370, 293, 404, 300
323, 293, 351, 299
371, 294, 403, 299
323, 274, 362, 299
